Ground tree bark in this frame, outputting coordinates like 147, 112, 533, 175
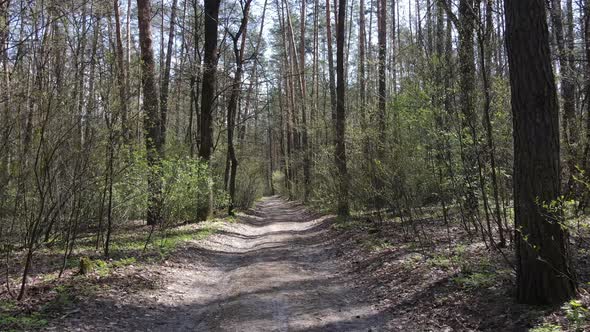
225, 0, 252, 215
160, 0, 178, 148
137, 0, 163, 226
199, 0, 221, 162
300, 0, 311, 202
505, 0, 577, 304
458, 0, 479, 225
326, 0, 337, 127
335, 0, 349, 216
114, 0, 129, 144
375, 0, 387, 208
478, 0, 505, 246
550, 0, 577, 194
197, 0, 221, 221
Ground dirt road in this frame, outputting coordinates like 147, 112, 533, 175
50, 197, 388, 331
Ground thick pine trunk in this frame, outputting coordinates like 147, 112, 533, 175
199, 0, 221, 161
197, 0, 221, 221
505, 0, 577, 304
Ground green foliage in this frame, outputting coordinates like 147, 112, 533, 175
234, 160, 265, 209
0, 311, 48, 331
530, 323, 563, 332
78, 257, 138, 277
113, 152, 228, 224
563, 300, 588, 332
111, 257, 137, 268
452, 272, 496, 289
362, 238, 393, 251
48, 285, 74, 309
0, 300, 16, 312
113, 150, 150, 221
309, 146, 340, 211
156, 226, 217, 258
426, 255, 453, 270
427, 245, 468, 271
331, 219, 366, 231
425, 245, 505, 289
94, 259, 111, 277
79, 256, 94, 275
271, 171, 285, 195
0, 299, 48, 331
161, 157, 215, 222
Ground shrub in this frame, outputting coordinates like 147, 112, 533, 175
161, 157, 212, 222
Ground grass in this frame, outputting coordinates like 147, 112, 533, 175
332, 218, 368, 231
73, 225, 218, 276
0, 298, 51, 331
0, 311, 48, 331
426, 245, 468, 270
452, 271, 497, 289
155, 226, 217, 258
362, 238, 393, 251
51, 223, 220, 264
0, 221, 222, 331
530, 323, 563, 332
95, 258, 131, 276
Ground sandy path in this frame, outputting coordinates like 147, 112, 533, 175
49, 197, 387, 331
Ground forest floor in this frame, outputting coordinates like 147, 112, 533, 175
2, 196, 590, 331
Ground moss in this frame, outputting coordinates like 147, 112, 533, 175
79, 256, 94, 275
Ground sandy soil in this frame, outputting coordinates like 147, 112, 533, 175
46, 197, 388, 331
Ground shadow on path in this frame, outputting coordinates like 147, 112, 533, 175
49, 196, 389, 332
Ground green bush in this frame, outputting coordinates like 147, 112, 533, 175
234, 161, 265, 209
564, 300, 588, 332
114, 154, 228, 223
530, 323, 563, 332
161, 157, 212, 222
114, 149, 149, 221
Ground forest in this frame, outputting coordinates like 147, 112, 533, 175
0, 0, 589, 330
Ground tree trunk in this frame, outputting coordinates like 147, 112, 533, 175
335, 0, 349, 217
583, 0, 590, 179
137, 0, 163, 226
199, 0, 221, 162
300, 0, 311, 202
390, 0, 396, 93
504, 0, 577, 304
160, 0, 178, 148
458, 0, 479, 225
550, 0, 577, 194
375, 0, 387, 209
478, 0, 506, 247
226, 0, 252, 215
114, 0, 129, 144
197, 0, 221, 221
326, 0, 337, 128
